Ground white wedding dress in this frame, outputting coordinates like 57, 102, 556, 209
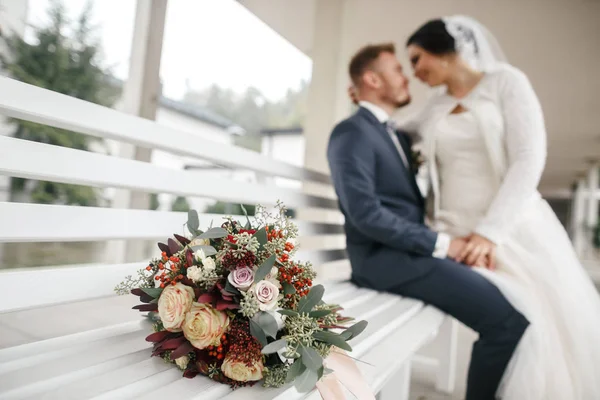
431, 96, 600, 399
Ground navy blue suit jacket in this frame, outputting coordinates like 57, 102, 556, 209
327, 106, 439, 290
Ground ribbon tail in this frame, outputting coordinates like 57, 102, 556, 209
318, 349, 376, 400
316, 372, 346, 400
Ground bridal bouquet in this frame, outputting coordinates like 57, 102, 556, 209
115, 202, 366, 392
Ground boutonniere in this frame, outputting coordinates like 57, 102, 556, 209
410, 149, 425, 174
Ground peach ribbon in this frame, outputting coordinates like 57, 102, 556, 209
315, 348, 375, 400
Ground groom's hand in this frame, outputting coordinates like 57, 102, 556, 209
447, 237, 468, 260
458, 234, 497, 270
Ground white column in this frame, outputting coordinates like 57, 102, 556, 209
586, 164, 599, 229
110, 0, 168, 263
572, 178, 586, 257
302, 0, 351, 176
298, 0, 352, 278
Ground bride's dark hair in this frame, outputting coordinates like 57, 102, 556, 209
406, 19, 456, 55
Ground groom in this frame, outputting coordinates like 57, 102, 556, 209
327, 43, 529, 400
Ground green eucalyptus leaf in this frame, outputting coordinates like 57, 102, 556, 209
308, 309, 332, 319
313, 330, 352, 352
299, 345, 323, 371
253, 228, 268, 250
295, 367, 319, 393
343, 320, 368, 340
196, 227, 228, 240
278, 309, 299, 317
261, 338, 287, 354
286, 359, 306, 383
254, 254, 276, 282
187, 210, 199, 234
282, 281, 296, 295
297, 285, 325, 313
249, 318, 267, 346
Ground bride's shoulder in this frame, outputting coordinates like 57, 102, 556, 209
487, 63, 530, 88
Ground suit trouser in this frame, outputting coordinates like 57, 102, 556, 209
390, 257, 529, 400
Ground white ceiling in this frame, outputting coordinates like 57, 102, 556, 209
239, 0, 600, 194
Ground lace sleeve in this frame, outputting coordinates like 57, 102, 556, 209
475, 65, 547, 244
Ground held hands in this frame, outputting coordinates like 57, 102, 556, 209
449, 234, 497, 270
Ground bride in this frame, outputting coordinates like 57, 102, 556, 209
402, 16, 600, 400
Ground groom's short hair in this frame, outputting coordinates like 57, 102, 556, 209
349, 43, 396, 86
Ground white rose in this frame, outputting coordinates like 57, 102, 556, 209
253, 280, 280, 311
189, 238, 210, 247
221, 356, 263, 382
182, 303, 230, 350
202, 257, 216, 271
186, 265, 202, 282
194, 249, 206, 262
157, 283, 195, 332
175, 355, 190, 370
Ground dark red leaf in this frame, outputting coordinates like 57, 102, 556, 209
198, 293, 217, 304
216, 299, 240, 310
186, 249, 194, 267
152, 348, 165, 357
171, 340, 194, 360
183, 368, 199, 379
174, 234, 191, 246
146, 330, 170, 342
133, 303, 158, 312
180, 276, 195, 287
162, 335, 187, 350
196, 360, 210, 375
139, 294, 154, 303
158, 242, 171, 256
131, 288, 145, 297
168, 238, 181, 255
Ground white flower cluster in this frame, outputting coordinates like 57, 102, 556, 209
186, 248, 218, 288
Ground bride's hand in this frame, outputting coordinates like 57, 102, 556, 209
457, 234, 497, 270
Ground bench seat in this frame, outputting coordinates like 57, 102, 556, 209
0, 281, 445, 400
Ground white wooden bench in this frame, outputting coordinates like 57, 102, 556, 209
0, 77, 456, 399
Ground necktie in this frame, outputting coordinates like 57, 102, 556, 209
384, 120, 409, 168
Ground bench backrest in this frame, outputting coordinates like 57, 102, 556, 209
0, 77, 347, 313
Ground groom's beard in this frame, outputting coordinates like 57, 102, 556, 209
394, 96, 412, 108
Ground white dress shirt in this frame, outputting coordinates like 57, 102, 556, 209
359, 101, 450, 259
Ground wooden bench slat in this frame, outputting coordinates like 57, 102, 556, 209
90, 366, 186, 400
0, 202, 344, 243
270, 298, 423, 400
0, 77, 330, 185
0, 331, 151, 398
33, 357, 171, 400
0, 323, 147, 374
0, 320, 144, 363
360, 306, 445, 394
0, 136, 337, 210
0, 263, 146, 312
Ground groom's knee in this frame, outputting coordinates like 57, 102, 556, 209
491, 310, 529, 345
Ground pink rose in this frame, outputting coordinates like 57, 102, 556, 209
228, 266, 254, 291
183, 302, 230, 349
157, 283, 195, 332
253, 280, 280, 311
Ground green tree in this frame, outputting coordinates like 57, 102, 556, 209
1, 0, 117, 205
171, 196, 191, 213
149, 193, 160, 211
204, 202, 256, 216
183, 81, 308, 153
